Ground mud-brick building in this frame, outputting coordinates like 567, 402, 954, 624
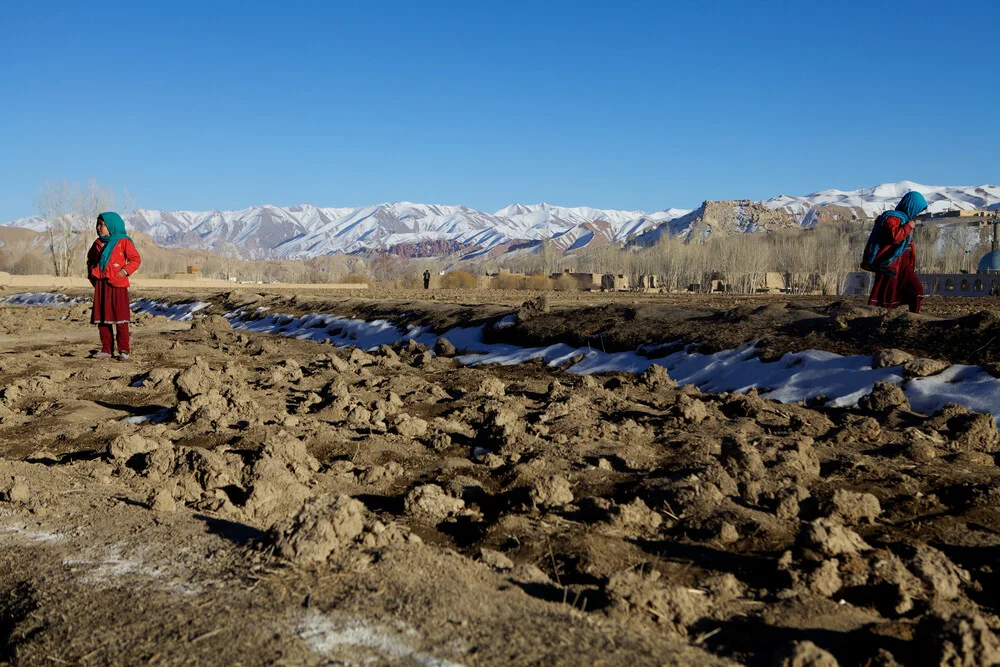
601, 273, 631, 291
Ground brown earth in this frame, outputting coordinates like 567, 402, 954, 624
0, 290, 998, 665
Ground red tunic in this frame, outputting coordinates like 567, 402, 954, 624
867, 213, 923, 313
87, 238, 142, 325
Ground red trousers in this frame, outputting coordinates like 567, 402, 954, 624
98, 323, 130, 354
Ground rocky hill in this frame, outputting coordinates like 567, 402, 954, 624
631, 199, 798, 246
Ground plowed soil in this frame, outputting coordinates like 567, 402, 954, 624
0, 288, 998, 666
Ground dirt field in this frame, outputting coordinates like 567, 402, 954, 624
0, 288, 999, 665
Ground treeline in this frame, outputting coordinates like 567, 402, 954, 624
7, 217, 993, 293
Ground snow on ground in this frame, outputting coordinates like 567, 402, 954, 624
131, 299, 209, 321
226, 308, 431, 348
0, 293, 83, 306
223, 309, 1000, 427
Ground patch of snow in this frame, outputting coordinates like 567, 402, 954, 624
0, 292, 82, 306
297, 611, 466, 667
132, 299, 210, 321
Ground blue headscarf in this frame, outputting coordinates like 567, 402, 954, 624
97, 212, 133, 271
893, 191, 928, 222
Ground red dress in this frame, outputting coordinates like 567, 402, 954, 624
867, 214, 922, 313
86, 238, 142, 324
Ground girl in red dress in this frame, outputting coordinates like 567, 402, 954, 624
86, 212, 141, 360
867, 191, 927, 313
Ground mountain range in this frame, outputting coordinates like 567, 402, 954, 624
3, 181, 997, 260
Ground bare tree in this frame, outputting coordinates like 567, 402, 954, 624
35, 179, 115, 277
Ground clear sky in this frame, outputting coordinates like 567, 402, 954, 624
1, 0, 998, 221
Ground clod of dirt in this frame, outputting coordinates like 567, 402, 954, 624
910, 545, 971, 602
774, 640, 840, 667
172, 447, 242, 505
640, 364, 675, 390
140, 367, 179, 390
869, 552, 925, 616
672, 395, 710, 423
919, 612, 1000, 667
598, 497, 663, 533
348, 347, 376, 367
717, 521, 739, 544
529, 475, 574, 509
392, 414, 429, 438
857, 381, 910, 416
175, 357, 220, 400
271, 494, 366, 565
404, 484, 465, 523
357, 462, 404, 485
517, 295, 549, 321
872, 349, 914, 369
107, 434, 162, 460
480, 403, 526, 453
434, 337, 457, 357
148, 485, 176, 513
1, 476, 29, 503
243, 434, 321, 526
806, 559, 843, 597
478, 377, 506, 398
824, 489, 881, 526
801, 519, 871, 557
190, 315, 232, 333
903, 358, 950, 378
721, 436, 765, 497
604, 570, 710, 636
929, 404, 1000, 453
174, 358, 260, 427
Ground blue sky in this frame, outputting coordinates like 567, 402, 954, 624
1, 0, 997, 220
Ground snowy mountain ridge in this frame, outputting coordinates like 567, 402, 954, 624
3, 182, 997, 259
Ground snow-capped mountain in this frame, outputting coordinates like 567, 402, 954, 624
765, 181, 1000, 222
1, 202, 691, 259
3, 182, 996, 259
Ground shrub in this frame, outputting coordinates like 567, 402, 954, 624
339, 273, 368, 284
524, 274, 552, 291
493, 273, 526, 290
440, 270, 477, 289
553, 274, 578, 291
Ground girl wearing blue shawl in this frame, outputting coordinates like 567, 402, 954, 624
86, 212, 142, 360
867, 191, 927, 313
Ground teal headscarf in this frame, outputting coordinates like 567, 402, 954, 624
97, 211, 133, 271
893, 191, 928, 222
